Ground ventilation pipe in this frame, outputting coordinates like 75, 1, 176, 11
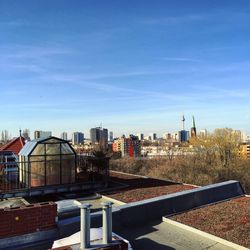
74, 201, 92, 249
101, 202, 113, 244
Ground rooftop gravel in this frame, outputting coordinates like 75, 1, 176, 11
170, 196, 250, 248
103, 171, 197, 203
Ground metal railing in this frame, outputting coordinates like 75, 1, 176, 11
0, 154, 109, 194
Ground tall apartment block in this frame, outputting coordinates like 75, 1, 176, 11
137, 133, 144, 141
34, 130, 52, 139
109, 131, 114, 142
200, 129, 208, 137
61, 132, 68, 141
178, 130, 189, 143
72, 132, 84, 145
90, 127, 108, 148
112, 135, 141, 157
149, 133, 157, 141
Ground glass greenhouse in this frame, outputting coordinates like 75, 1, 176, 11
19, 137, 76, 188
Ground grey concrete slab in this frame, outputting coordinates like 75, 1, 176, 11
115, 219, 236, 250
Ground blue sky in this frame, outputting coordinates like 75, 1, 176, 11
0, 0, 250, 138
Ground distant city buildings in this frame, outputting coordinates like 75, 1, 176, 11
172, 132, 178, 141
61, 132, 68, 141
178, 115, 189, 143
72, 132, 84, 145
178, 130, 189, 143
112, 134, 141, 157
239, 142, 250, 158
190, 116, 197, 138
200, 129, 208, 137
137, 133, 144, 141
25, 114, 250, 156
34, 130, 52, 139
109, 131, 113, 142
239, 133, 250, 143
90, 127, 108, 147
149, 133, 157, 141
22, 129, 30, 141
163, 133, 172, 140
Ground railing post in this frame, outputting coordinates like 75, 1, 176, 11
101, 202, 113, 244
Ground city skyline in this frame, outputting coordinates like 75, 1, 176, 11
1, 0, 250, 136
2, 121, 248, 141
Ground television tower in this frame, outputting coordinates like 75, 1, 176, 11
181, 114, 185, 130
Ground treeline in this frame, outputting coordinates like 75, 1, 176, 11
110, 128, 250, 193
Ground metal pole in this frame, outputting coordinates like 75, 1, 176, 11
74, 201, 92, 249
101, 202, 113, 244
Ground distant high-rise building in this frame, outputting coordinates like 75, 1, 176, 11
239, 142, 250, 158
61, 132, 68, 141
109, 131, 113, 142
200, 129, 208, 137
72, 132, 84, 145
34, 130, 52, 139
112, 134, 141, 157
22, 129, 30, 141
149, 133, 157, 141
137, 133, 144, 141
163, 133, 172, 140
172, 132, 178, 141
34, 131, 39, 139
178, 130, 189, 143
90, 127, 108, 147
240, 131, 247, 142
191, 116, 197, 137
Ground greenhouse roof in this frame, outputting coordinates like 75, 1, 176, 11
19, 140, 37, 156
19, 136, 73, 156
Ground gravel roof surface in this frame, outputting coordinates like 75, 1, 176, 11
103, 171, 197, 203
170, 196, 250, 248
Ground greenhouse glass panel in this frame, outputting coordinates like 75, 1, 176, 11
45, 138, 60, 143
19, 156, 29, 187
61, 143, 75, 154
46, 155, 60, 185
32, 144, 45, 155
61, 155, 75, 184
45, 143, 60, 155
30, 156, 45, 187
62, 155, 75, 183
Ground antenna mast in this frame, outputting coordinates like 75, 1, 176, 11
181, 115, 185, 130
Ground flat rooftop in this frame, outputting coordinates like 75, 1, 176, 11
103, 171, 197, 203
115, 219, 236, 250
169, 196, 250, 248
1, 167, 248, 250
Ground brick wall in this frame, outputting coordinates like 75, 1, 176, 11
0, 202, 57, 238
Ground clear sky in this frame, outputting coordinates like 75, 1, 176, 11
0, 0, 250, 138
